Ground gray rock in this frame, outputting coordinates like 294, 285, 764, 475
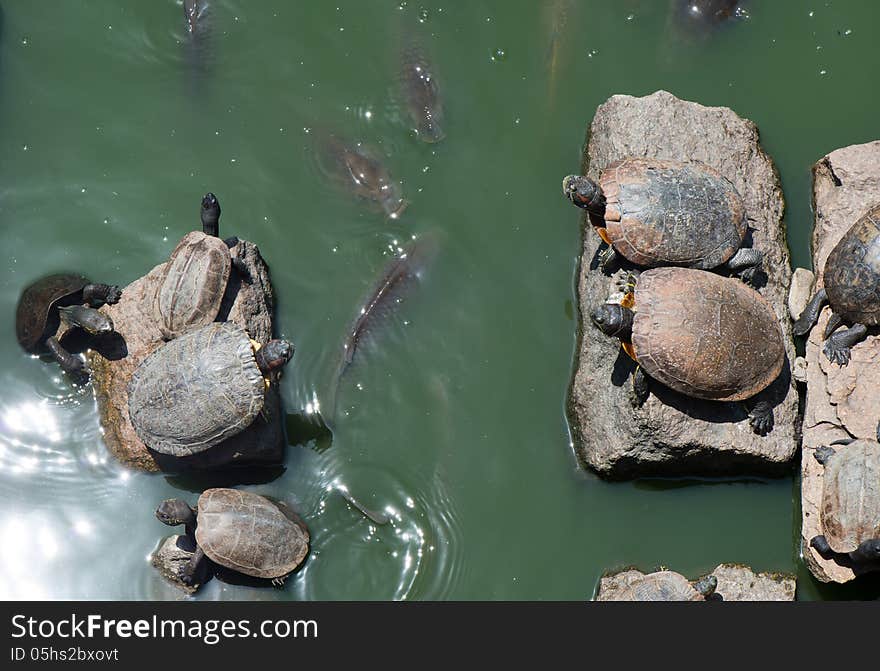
788, 267, 815, 321
793, 356, 808, 383
151, 535, 201, 595
801, 140, 880, 583
594, 564, 795, 601
85, 232, 285, 472
568, 90, 798, 478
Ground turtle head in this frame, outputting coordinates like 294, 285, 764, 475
59, 305, 114, 336
855, 539, 880, 563
692, 575, 718, 599
590, 303, 633, 340
255, 339, 294, 374
201, 192, 221, 237
562, 175, 606, 215
155, 498, 195, 527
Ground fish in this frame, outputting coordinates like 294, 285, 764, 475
672, 0, 741, 31
338, 488, 390, 526
399, 44, 445, 143
544, 0, 574, 111
184, 0, 209, 37
315, 132, 408, 219
339, 234, 438, 376
182, 0, 212, 89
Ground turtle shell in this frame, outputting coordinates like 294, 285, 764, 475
819, 440, 880, 554
128, 322, 265, 456
195, 488, 310, 579
607, 571, 704, 601
600, 157, 747, 268
632, 267, 784, 401
15, 273, 90, 353
154, 232, 231, 339
823, 204, 880, 326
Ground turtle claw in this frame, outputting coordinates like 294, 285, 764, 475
105, 286, 123, 304
823, 340, 851, 367
748, 401, 774, 436
179, 567, 196, 587
271, 576, 287, 588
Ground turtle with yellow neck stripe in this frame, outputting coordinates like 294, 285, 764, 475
590, 267, 784, 435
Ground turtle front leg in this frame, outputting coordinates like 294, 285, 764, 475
631, 366, 650, 408
745, 398, 774, 436
823, 311, 844, 340
81, 283, 122, 307
45, 336, 87, 378
822, 323, 868, 366
792, 289, 827, 336
851, 539, 880, 565
809, 535, 834, 558
598, 245, 618, 274
180, 546, 207, 586
723, 248, 763, 285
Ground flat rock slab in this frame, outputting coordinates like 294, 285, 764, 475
801, 140, 880, 583
595, 564, 796, 601
83, 232, 284, 473
569, 90, 798, 478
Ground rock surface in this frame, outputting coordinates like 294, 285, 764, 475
84, 232, 285, 472
568, 90, 798, 478
151, 535, 201, 595
594, 564, 795, 601
788, 267, 815, 321
801, 140, 880, 583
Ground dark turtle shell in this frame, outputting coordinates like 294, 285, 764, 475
600, 157, 747, 268
823, 204, 880, 326
15, 273, 90, 353
819, 440, 880, 554
154, 231, 231, 339
128, 322, 265, 456
195, 488, 310, 579
632, 267, 784, 401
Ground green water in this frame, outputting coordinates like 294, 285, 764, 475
1, 0, 879, 600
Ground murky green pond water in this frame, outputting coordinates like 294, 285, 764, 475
1, 0, 879, 600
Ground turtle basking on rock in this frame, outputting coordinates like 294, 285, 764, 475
809, 421, 880, 570
590, 267, 784, 434
562, 157, 762, 281
793, 204, 880, 366
16, 273, 122, 377
154, 192, 250, 340
156, 488, 310, 587
128, 322, 292, 457
598, 570, 718, 601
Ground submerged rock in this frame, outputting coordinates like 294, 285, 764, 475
801, 140, 880, 583
568, 90, 798, 478
87, 232, 284, 473
595, 564, 795, 601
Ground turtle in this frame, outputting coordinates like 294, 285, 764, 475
128, 321, 293, 456
792, 204, 880, 366
15, 273, 122, 377
598, 570, 718, 601
809, 421, 880, 569
561, 157, 762, 281
590, 267, 784, 434
154, 192, 250, 340
156, 488, 310, 587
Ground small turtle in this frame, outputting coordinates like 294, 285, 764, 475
599, 570, 718, 601
809, 421, 880, 569
154, 192, 250, 340
793, 204, 880, 365
128, 322, 292, 456
562, 157, 762, 281
591, 267, 784, 434
15, 273, 122, 377
156, 488, 310, 586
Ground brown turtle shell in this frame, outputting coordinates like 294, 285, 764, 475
127, 322, 265, 456
604, 571, 704, 601
823, 204, 880, 326
601, 157, 747, 268
195, 488, 310, 579
632, 267, 784, 401
154, 232, 231, 339
819, 440, 880, 554
15, 273, 90, 353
